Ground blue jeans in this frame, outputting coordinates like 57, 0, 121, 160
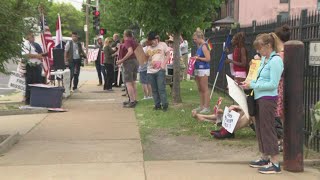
148, 70, 168, 108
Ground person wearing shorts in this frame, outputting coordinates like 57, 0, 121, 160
192, 30, 211, 114
116, 30, 139, 108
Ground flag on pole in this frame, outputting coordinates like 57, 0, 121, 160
206, 39, 214, 51
40, 14, 55, 79
217, 34, 232, 72
55, 14, 63, 49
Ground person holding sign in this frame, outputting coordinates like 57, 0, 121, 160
103, 37, 116, 91
21, 32, 47, 105
225, 32, 248, 83
192, 30, 211, 114
240, 33, 283, 174
145, 32, 170, 111
116, 30, 139, 108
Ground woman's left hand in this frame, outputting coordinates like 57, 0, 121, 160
240, 81, 251, 89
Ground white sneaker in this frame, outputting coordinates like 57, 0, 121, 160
147, 96, 153, 99
142, 96, 148, 100
199, 108, 211, 114
192, 106, 203, 113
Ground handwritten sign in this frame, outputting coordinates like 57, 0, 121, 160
222, 106, 240, 133
8, 71, 25, 92
309, 42, 320, 66
245, 59, 261, 82
226, 75, 249, 119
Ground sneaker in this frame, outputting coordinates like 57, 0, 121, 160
199, 108, 211, 114
212, 128, 235, 139
147, 96, 153, 99
123, 101, 130, 105
154, 105, 162, 110
123, 101, 136, 108
142, 96, 148, 100
162, 104, 168, 112
192, 107, 203, 113
258, 162, 281, 174
249, 159, 270, 168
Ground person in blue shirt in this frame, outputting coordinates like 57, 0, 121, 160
192, 30, 211, 114
241, 33, 283, 174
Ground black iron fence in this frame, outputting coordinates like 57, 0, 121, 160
205, 9, 320, 152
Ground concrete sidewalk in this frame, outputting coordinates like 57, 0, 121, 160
0, 80, 318, 179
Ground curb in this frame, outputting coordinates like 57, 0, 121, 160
0, 109, 48, 116
194, 159, 320, 167
0, 132, 21, 155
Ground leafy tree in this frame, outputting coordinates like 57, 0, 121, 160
47, 3, 85, 40
131, 0, 222, 103
0, 0, 41, 73
99, 0, 139, 38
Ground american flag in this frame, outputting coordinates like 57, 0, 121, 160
40, 15, 55, 79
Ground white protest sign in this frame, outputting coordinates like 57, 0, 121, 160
62, 69, 70, 98
226, 75, 249, 119
8, 71, 25, 92
222, 106, 240, 133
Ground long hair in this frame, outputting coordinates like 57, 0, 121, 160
253, 33, 282, 52
103, 37, 113, 48
232, 32, 246, 48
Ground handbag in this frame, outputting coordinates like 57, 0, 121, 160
246, 89, 255, 116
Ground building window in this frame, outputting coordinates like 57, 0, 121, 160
228, 0, 234, 17
279, 12, 289, 21
280, 0, 288, 3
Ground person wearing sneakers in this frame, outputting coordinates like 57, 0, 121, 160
139, 39, 152, 100
192, 30, 211, 114
145, 32, 170, 111
116, 30, 139, 108
240, 33, 283, 174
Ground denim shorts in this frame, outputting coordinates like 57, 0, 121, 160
139, 71, 149, 84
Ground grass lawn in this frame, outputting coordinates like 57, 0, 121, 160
135, 80, 256, 144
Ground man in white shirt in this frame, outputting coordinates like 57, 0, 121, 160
21, 32, 45, 105
64, 32, 86, 91
145, 32, 170, 111
180, 35, 189, 80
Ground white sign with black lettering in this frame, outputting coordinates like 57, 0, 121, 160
8, 71, 25, 92
309, 42, 320, 66
222, 106, 240, 133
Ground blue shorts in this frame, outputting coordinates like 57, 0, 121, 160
139, 71, 149, 84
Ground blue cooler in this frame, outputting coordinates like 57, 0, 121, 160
30, 85, 64, 108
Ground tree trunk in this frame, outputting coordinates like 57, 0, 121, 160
172, 32, 182, 103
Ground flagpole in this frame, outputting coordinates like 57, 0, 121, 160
58, 13, 62, 49
210, 29, 232, 99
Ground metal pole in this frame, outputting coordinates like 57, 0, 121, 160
85, 0, 89, 65
283, 40, 305, 172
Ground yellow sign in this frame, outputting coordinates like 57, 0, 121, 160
245, 59, 261, 82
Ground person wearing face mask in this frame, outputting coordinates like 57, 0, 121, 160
145, 32, 170, 111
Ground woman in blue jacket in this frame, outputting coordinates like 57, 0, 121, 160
241, 33, 283, 174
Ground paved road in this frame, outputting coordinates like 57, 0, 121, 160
0, 62, 17, 96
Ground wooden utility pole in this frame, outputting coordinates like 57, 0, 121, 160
85, 0, 90, 65
283, 40, 305, 172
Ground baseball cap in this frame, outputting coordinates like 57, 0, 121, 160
148, 32, 157, 41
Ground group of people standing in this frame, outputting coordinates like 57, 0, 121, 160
191, 25, 291, 174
